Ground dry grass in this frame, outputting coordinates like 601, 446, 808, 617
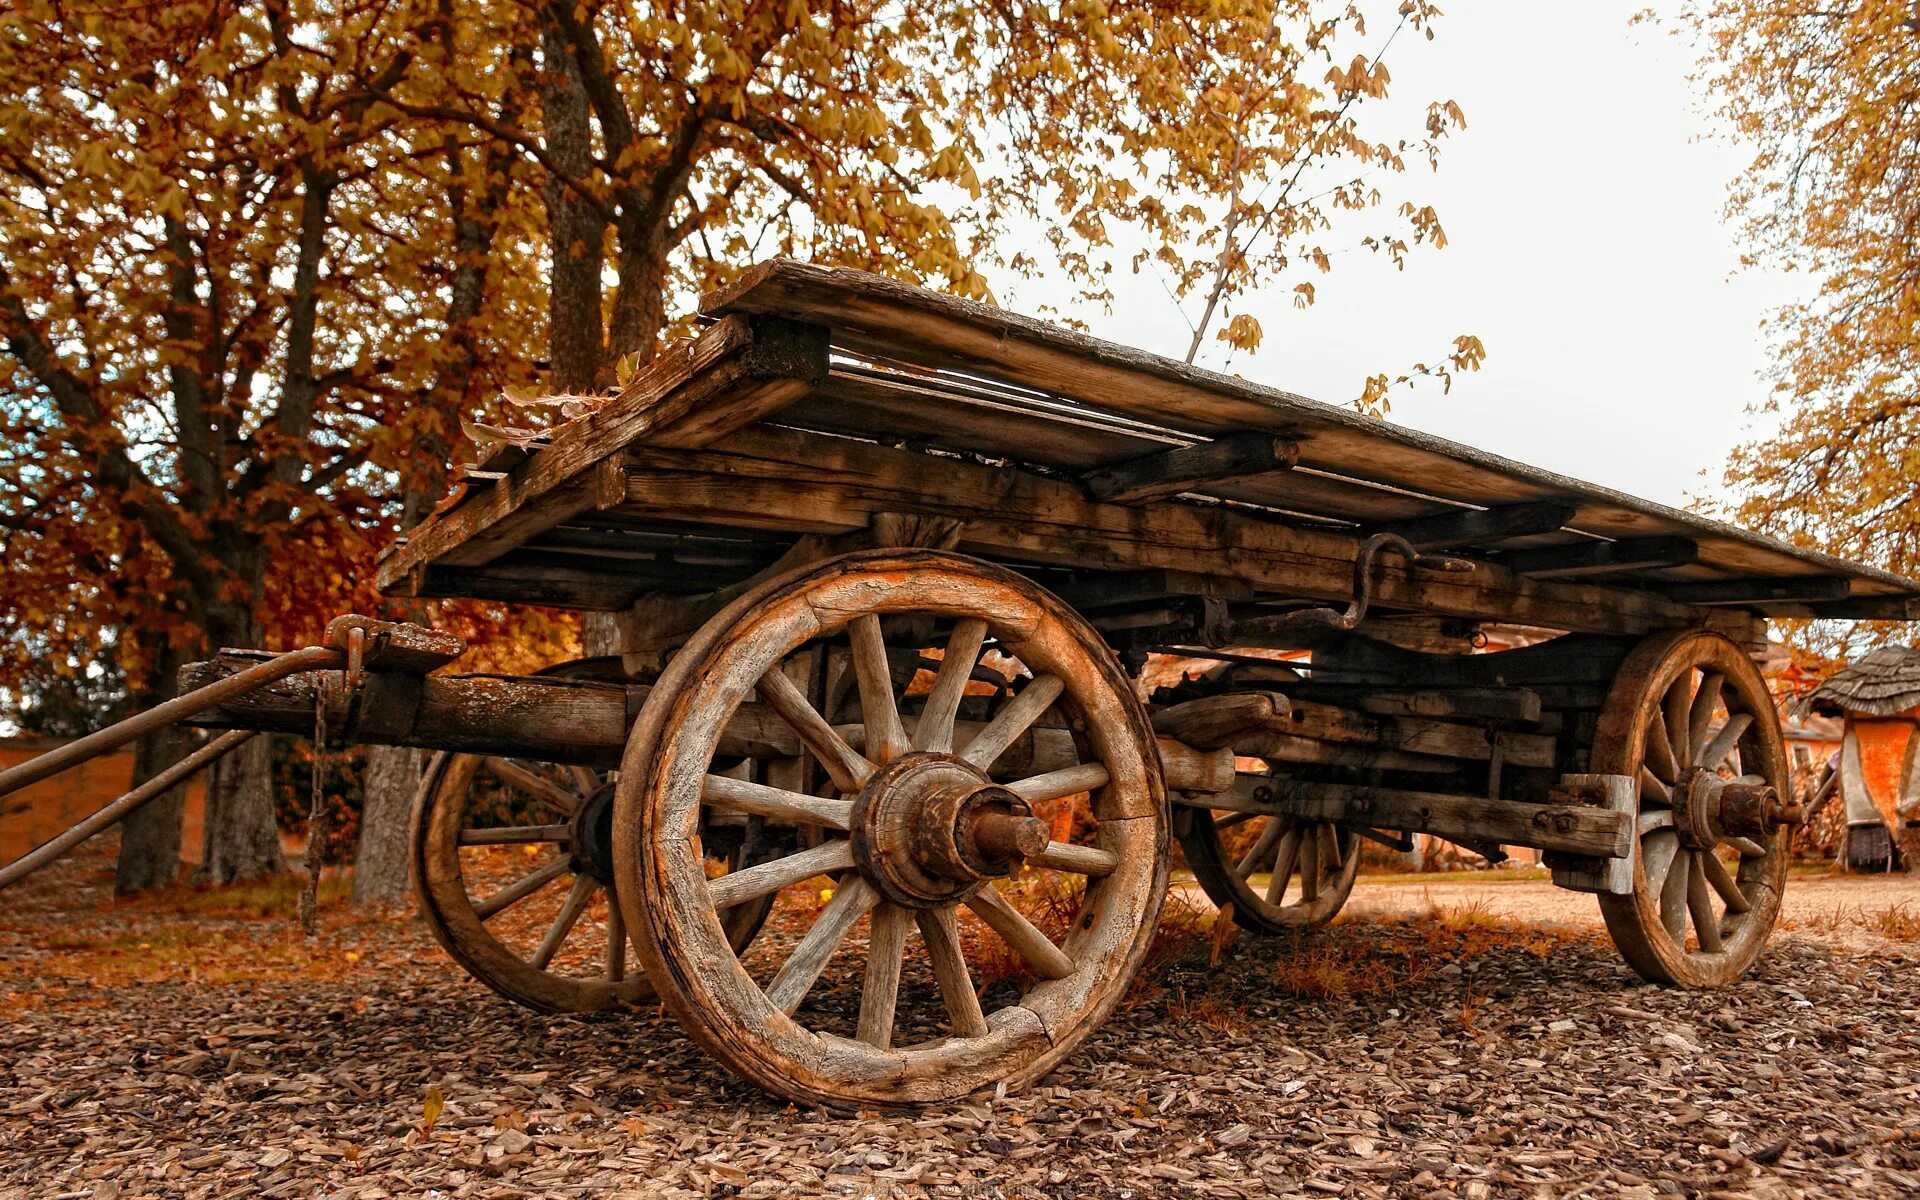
1792, 900, 1920, 943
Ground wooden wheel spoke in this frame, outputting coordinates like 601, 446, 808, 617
475, 857, 571, 921
756, 667, 874, 792
1686, 673, 1724, 764
1320, 823, 1344, 871
850, 615, 911, 765
1637, 809, 1675, 836
703, 774, 854, 830
1699, 713, 1753, 773
1644, 718, 1682, 784
960, 674, 1066, 770
915, 906, 988, 1039
1653, 838, 1689, 942
1264, 829, 1300, 906
530, 875, 598, 970
483, 757, 582, 815
858, 903, 911, 1048
1685, 851, 1723, 953
766, 877, 879, 1015
707, 839, 855, 910
605, 893, 627, 984
1298, 823, 1322, 904
1638, 766, 1672, 808
1212, 811, 1257, 833
966, 886, 1075, 980
569, 765, 602, 795
1663, 672, 1694, 769
1029, 840, 1118, 877
915, 618, 988, 754
1727, 835, 1767, 858
1700, 850, 1751, 915
1007, 762, 1108, 804
460, 824, 572, 846
1235, 817, 1288, 880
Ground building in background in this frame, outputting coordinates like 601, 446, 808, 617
1800, 647, 1920, 871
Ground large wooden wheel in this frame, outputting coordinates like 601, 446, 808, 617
411, 665, 774, 1014
1178, 795, 1360, 932
614, 549, 1168, 1107
1593, 630, 1793, 987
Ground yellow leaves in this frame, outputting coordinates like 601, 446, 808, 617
1219, 312, 1263, 351
421, 1084, 445, 1138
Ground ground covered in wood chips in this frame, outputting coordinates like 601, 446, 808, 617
5, 849, 1920, 1200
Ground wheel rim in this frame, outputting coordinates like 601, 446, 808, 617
1179, 798, 1360, 932
1593, 630, 1790, 987
413, 746, 776, 1014
615, 550, 1167, 1106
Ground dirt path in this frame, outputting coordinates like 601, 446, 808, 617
5, 853, 1920, 1199
1335, 868, 1920, 939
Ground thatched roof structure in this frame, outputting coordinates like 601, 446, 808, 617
1808, 646, 1920, 717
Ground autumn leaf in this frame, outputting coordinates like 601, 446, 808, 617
421, 1084, 445, 1137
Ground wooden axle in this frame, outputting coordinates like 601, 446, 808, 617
177, 652, 1235, 792
1181, 771, 1635, 859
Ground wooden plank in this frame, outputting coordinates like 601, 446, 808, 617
375, 316, 827, 585
1371, 501, 1578, 551
611, 424, 1745, 638
1048, 569, 1255, 613
1661, 576, 1851, 606
1258, 682, 1543, 724
1249, 699, 1557, 768
1083, 433, 1298, 505
701, 260, 1920, 602
1187, 772, 1633, 858
414, 550, 743, 610
797, 372, 1458, 525
1803, 595, 1920, 620
1498, 536, 1699, 579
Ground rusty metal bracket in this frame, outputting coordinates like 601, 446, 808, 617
1279, 532, 1476, 632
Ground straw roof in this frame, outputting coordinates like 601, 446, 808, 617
1808, 645, 1920, 717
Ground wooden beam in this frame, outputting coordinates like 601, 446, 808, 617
1660, 575, 1851, 606
375, 316, 828, 587
1049, 568, 1255, 613
1803, 595, 1920, 620
1257, 682, 1543, 724
610, 424, 1744, 639
1083, 433, 1298, 505
1371, 501, 1578, 551
1185, 772, 1633, 858
1238, 699, 1558, 768
415, 552, 744, 611
1499, 536, 1698, 579
177, 654, 800, 766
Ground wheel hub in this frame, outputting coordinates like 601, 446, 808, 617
849, 753, 1051, 908
1674, 768, 1801, 850
570, 782, 619, 884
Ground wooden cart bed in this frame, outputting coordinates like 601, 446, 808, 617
374, 259, 1920, 636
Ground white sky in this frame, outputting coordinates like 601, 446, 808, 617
999, 1, 1802, 509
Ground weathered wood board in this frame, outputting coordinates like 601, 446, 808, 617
374, 258, 1920, 630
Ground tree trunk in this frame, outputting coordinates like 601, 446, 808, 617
355, 744, 426, 903
116, 722, 189, 893
539, 19, 607, 393
197, 732, 285, 883
114, 641, 192, 893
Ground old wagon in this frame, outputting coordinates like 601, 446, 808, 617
5, 260, 1916, 1108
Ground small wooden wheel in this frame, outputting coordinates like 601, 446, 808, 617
411, 666, 774, 1013
614, 549, 1167, 1107
1178, 796, 1360, 932
1593, 629, 1792, 987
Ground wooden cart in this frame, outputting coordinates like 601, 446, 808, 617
9, 260, 1917, 1108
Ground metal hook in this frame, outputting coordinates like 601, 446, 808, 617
1279, 532, 1476, 632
